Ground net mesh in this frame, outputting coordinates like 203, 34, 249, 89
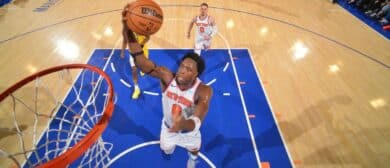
0, 65, 113, 168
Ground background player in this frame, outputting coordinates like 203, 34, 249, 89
187, 2, 217, 56
121, 8, 150, 99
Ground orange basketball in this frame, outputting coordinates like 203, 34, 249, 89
126, 0, 163, 36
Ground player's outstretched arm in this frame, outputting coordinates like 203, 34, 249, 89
209, 16, 218, 38
121, 5, 173, 85
187, 16, 196, 39
123, 24, 173, 85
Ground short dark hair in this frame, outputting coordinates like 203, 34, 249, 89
181, 52, 205, 76
200, 2, 208, 8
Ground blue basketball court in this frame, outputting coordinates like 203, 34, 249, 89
33, 48, 293, 168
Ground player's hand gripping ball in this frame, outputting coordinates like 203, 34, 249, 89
125, 0, 163, 36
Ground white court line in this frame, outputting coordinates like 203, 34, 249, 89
246, 49, 294, 167
143, 91, 159, 96
217, 32, 262, 168
223, 62, 229, 72
223, 93, 230, 96
206, 78, 217, 86
104, 93, 118, 105
198, 152, 216, 168
119, 79, 132, 88
106, 141, 216, 168
110, 62, 116, 72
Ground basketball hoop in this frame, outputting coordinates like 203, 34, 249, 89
0, 64, 114, 168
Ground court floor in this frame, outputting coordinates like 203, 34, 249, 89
1, 0, 389, 167
88, 48, 291, 167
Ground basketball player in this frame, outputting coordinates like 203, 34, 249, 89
120, 6, 150, 99
122, 12, 213, 168
187, 2, 217, 56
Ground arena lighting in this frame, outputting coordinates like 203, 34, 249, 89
55, 39, 80, 60
104, 26, 114, 37
370, 98, 386, 109
291, 40, 309, 61
226, 19, 235, 29
26, 64, 38, 73
259, 27, 268, 36
329, 64, 340, 73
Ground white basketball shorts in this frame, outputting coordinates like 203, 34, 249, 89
160, 120, 201, 153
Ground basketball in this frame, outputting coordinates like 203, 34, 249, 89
125, 0, 163, 36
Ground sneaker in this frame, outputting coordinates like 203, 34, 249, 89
132, 87, 141, 99
186, 157, 198, 168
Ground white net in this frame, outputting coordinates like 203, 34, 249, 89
0, 65, 113, 168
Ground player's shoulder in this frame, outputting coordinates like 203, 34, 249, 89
208, 16, 215, 22
197, 83, 213, 97
192, 15, 198, 21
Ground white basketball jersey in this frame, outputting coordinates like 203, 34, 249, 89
195, 15, 212, 41
162, 78, 201, 127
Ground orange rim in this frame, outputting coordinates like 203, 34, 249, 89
0, 64, 114, 168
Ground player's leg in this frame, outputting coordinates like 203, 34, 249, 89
121, 41, 126, 58
194, 35, 204, 56
194, 42, 202, 56
203, 39, 211, 51
183, 132, 201, 168
140, 44, 149, 76
160, 122, 177, 159
160, 138, 176, 155
121, 24, 128, 58
195, 39, 211, 56
187, 150, 199, 168
129, 56, 141, 99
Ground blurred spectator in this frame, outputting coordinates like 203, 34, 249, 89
348, 0, 371, 10
364, 0, 385, 15
346, 0, 390, 26
373, 1, 390, 24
